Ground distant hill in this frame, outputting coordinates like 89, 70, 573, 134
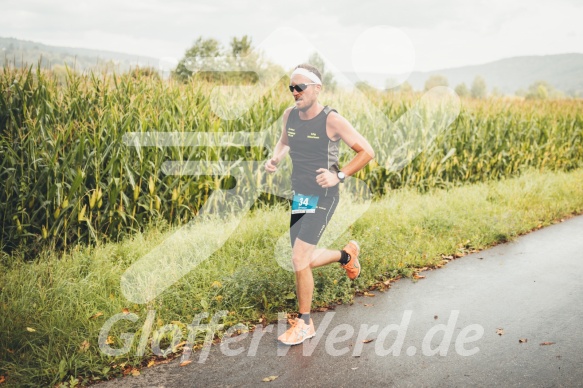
0, 36, 160, 73
344, 53, 583, 97
2, 37, 582, 96
406, 54, 583, 96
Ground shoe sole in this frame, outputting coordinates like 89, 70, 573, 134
348, 240, 361, 279
278, 332, 316, 346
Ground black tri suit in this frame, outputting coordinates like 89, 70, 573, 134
286, 106, 341, 247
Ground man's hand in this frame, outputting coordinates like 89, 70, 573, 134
316, 168, 340, 188
265, 158, 279, 173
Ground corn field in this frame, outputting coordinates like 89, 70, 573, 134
1, 65, 582, 256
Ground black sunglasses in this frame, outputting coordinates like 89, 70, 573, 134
289, 83, 318, 93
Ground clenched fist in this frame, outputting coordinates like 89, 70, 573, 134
265, 158, 279, 173
315, 168, 340, 188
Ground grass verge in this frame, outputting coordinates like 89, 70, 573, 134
1, 168, 583, 386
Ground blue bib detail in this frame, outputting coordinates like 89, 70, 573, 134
292, 193, 320, 214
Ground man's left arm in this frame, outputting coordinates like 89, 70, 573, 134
316, 112, 375, 188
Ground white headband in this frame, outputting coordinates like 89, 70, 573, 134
290, 68, 322, 85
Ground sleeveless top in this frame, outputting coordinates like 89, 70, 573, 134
286, 106, 340, 197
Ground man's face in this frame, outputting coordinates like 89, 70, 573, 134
290, 74, 321, 111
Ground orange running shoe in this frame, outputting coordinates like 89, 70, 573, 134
341, 240, 361, 280
278, 318, 315, 345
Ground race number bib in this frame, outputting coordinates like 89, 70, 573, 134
292, 193, 319, 214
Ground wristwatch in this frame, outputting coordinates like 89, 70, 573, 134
337, 171, 346, 183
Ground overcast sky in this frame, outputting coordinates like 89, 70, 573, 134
2, 0, 582, 80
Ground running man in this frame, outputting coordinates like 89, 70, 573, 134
265, 64, 375, 345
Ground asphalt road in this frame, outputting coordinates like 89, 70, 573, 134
100, 215, 583, 388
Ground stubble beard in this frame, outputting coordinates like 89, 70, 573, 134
296, 97, 313, 112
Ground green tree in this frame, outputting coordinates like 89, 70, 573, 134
355, 80, 375, 94
524, 81, 555, 100
470, 76, 487, 99
129, 66, 161, 80
454, 83, 469, 97
173, 35, 282, 85
230, 35, 252, 57
524, 80, 564, 100
307, 52, 337, 91
399, 81, 414, 94
424, 74, 448, 91
226, 35, 260, 83
173, 37, 222, 82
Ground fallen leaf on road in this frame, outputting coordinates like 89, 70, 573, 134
496, 328, 505, 336
362, 339, 374, 343
122, 308, 130, 314
131, 369, 140, 376
179, 360, 193, 367
540, 342, 556, 346
262, 375, 278, 382
413, 274, 426, 279
364, 304, 373, 307
147, 360, 155, 368
351, 367, 359, 370
519, 338, 528, 343
363, 292, 375, 297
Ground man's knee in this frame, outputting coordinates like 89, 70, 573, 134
291, 253, 310, 271
292, 239, 315, 271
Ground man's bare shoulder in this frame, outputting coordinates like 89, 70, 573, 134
283, 106, 295, 120
326, 110, 353, 130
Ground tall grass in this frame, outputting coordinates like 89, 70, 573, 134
1, 65, 582, 256
0, 66, 286, 255
1, 168, 582, 387
1, 64, 582, 385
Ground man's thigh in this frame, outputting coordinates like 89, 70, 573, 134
290, 195, 339, 247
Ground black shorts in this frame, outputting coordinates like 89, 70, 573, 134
290, 194, 339, 247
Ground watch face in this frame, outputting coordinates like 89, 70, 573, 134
338, 172, 345, 180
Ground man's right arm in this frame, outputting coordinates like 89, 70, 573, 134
265, 107, 292, 173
